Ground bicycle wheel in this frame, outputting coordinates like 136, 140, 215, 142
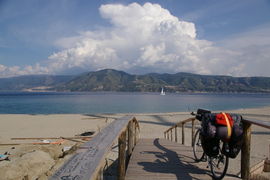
193, 129, 204, 162
210, 153, 229, 180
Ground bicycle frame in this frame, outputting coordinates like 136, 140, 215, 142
192, 110, 229, 180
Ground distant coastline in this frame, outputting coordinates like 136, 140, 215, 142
1, 69, 270, 93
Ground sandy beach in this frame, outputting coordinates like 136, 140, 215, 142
0, 107, 269, 179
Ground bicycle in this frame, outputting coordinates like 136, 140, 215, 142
192, 109, 229, 180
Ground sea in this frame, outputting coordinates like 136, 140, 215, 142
0, 92, 270, 114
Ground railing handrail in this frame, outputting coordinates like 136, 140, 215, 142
164, 117, 196, 145
164, 114, 270, 180
50, 116, 139, 180
242, 117, 270, 129
164, 117, 195, 133
241, 117, 270, 180
164, 116, 270, 132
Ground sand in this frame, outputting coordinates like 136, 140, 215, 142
0, 107, 269, 179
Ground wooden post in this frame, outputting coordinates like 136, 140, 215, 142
96, 168, 103, 180
170, 129, 173, 141
182, 123, 185, 145
175, 126, 178, 142
128, 121, 135, 157
241, 122, 251, 180
118, 130, 127, 180
191, 119, 195, 146
133, 120, 136, 145
134, 121, 137, 145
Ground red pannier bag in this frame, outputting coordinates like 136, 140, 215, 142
216, 113, 234, 141
216, 113, 234, 127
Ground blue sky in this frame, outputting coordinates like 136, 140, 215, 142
0, 0, 270, 77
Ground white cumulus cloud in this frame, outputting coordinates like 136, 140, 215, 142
1, 2, 270, 78
0, 63, 49, 77
48, 2, 217, 75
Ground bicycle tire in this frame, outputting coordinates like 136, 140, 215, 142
210, 153, 229, 180
193, 129, 205, 162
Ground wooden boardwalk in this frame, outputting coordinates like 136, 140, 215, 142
125, 138, 240, 180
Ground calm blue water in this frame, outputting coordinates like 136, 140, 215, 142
0, 92, 270, 114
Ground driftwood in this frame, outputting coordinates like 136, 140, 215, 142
60, 137, 85, 143
0, 143, 58, 146
0, 139, 66, 146
0, 136, 93, 146
0, 143, 22, 146
11, 136, 92, 140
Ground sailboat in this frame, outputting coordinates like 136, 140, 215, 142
160, 87, 165, 95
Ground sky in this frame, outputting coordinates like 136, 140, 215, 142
0, 0, 270, 77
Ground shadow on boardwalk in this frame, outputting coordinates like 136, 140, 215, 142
137, 138, 211, 180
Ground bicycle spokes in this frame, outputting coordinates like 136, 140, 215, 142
193, 129, 205, 162
210, 154, 229, 180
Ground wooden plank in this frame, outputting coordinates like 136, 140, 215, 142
125, 138, 240, 180
125, 138, 208, 180
50, 116, 136, 180
241, 121, 251, 180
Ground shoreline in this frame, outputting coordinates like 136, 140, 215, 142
1, 104, 270, 115
0, 106, 269, 179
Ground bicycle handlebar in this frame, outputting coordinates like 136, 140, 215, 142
191, 108, 212, 121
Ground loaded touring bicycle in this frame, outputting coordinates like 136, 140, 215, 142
192, 109, 244, 180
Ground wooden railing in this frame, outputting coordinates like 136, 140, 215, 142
164, 116, 270, 180
164, 117, 196, 146
241, 118, 270, 180
50, 116, 140, 180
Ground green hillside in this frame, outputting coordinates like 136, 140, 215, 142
56, 69, 270, 93
1, 69, 270, 93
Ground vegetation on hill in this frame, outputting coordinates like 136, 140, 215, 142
56, 69, 270, 93
1, 69, 270, 93
55, 69, 165, 92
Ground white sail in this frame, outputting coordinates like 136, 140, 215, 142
160, 87, 165, 95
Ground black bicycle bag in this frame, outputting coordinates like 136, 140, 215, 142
221, 114, 243, 158
201, 113, 216, 138
201, 135, 220, 157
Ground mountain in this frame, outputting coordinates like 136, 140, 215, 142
56, 69, 270, 93
0, 75, 74, 91
151, 72, 270, 92
55, 69, 166, 92
1, 69, 270, 93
